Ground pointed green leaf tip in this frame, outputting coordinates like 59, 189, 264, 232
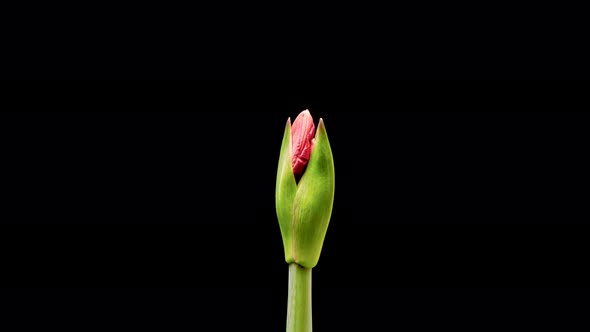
276, 113, 335, 269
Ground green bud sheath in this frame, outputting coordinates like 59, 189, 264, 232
276, 117, 335, 269
276, 118, 298, 264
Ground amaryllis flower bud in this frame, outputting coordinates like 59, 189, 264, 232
291, 110, 316, 176
276, 110, 335, 269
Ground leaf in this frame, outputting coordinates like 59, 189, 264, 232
276, 118, 298, 264
292, 119, 335, 268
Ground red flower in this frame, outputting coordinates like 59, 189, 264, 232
291, 110, 316, 176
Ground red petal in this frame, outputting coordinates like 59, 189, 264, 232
291, 110, 316, 176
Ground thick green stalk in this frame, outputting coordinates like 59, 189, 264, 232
287, 263, 312, 332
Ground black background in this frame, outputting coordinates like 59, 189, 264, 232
1, 81, 589, 331
3, 3, 589, 79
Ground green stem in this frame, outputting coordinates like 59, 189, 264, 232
287, 263, 312, 332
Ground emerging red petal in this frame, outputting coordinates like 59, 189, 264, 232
291, 110, 316, 176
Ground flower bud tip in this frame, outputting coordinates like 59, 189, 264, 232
291, 110, 316, 176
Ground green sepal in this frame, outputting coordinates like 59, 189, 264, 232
276, 118, 297, 264
292, 119, 335, 268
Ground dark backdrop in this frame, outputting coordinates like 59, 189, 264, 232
1, 81, 588, 331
